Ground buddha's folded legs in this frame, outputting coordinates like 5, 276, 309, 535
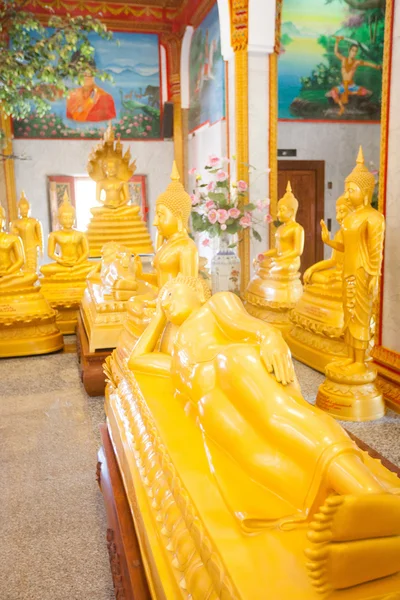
0, 272, 37, 290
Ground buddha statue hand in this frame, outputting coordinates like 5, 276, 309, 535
303, 265, 315, 285
260, 331, 295, 386
320, 219, 330, 244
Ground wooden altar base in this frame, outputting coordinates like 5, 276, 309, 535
76, 313, 111, 397
97, 421, 400, 600
97, 424, 151, 600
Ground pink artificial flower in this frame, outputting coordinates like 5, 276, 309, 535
188, 167, 197, 175
206, 181, 216, 192
228, 207, 241, 219
264, 213, 273, 223
216, 170, 228, 182
202, 238, 211, 247
257, 253, 265, 262
191, 193, 200, 206
205, 200, 216, 211
222, 156, 230, 163
216, 209, 229, 224
208, 209, 218, 224
221, 224, 227, 230
240, 213, 252, 228
207, 154, 220, 167
237, 180, 248, 192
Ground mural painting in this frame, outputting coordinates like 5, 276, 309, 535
14, 32, 161, 139
188, 3, 225, 132
278, 0, 385, 121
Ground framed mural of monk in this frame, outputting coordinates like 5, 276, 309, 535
14, 32, 161, 139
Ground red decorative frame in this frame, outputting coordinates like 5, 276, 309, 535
129, 175, 149, 222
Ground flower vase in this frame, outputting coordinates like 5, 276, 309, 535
211, 233, 241, 294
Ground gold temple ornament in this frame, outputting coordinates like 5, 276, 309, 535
316, 147, 385, 421
0, 203, 63, 357
86, 124, 154, 258
245, 181, 304, 333
40, 191, 93, 334
10, 191, 43, 273
286, 194, 354, 372
104, 274, 400, 599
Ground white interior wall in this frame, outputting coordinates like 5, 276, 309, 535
278, 122, 381, 257
13, 139, 174, 264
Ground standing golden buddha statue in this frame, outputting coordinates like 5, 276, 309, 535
317, 147, 385, 421
10, 191, 43, 272
113, 161, 199, 369
286, 195, 354, 372
104, 274, 400, 600
245, 182, 304, 333
86, 124, 154, 257
0, 204, 63, 357
40, 192, 93, 334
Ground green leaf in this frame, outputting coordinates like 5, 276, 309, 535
252, 229, 262, 242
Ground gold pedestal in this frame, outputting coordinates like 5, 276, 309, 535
87, 206, 154, 258
286, 287, 346, 372
245, 277, 302, 335
80, 283, 127, 352
0, 288, 63, 357
41, 279, 87, 335
316, 363, 385, 422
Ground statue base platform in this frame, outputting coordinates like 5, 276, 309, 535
81, 283, 128, 353
41, 279, 86, 335
0, 287, 64, 357
99, 416, 400, 600
286, 287, 346, 372
316, 362, 385, 422
244, 299, 292, 335
87, 206, 154, 258
372, 346, 400, 414
104, 357, 400, 599
76, 312, 109, 397
244, 280, 303, 335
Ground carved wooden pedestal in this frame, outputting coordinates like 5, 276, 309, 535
76, 313, 110, 397
97, 424, 151, 600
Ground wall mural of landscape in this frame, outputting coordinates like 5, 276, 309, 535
278, 0, 385, 121
14, 31, 161, 139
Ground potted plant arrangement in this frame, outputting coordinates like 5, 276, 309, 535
189, 155, 271, 293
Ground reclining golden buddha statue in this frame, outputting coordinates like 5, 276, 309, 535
286, 194, 354, 372
81, 242, 155, 352
10, 191, 43, 273
86, 124, 153, 257
114, 161, 198, 366
0, 204, 63, 357
40, 192, 93, 333
245, 182, 304, 333
105, 274, 400, 599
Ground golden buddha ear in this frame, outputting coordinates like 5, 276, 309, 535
177, 212, 184, 233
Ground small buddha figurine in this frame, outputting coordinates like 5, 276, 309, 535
40, 192, 93, 334
0, 204, 63, 356
80, 242, 155, 353
245, 181, 304, 333
286, 195, 354, 372
115, 161, 199, 363
86, 125, 154, 257
10, 191, 43, 272
105, 275, 400, 598
317, 147, 386, 421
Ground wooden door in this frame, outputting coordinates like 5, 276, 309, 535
277, 160, 324, 275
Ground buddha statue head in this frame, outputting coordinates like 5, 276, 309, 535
0, 204, 6, 231
102, 157, 118, 178
277, 181, 298, 223
18, 192, 31, 218
58, 191, 76, 230
154, 162, 192, 240
336, 194, 353, 225
160, 274, 211, 326
344, 146, 376, 208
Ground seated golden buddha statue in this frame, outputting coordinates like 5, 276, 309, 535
114, 161, 199, 367
317, 147, 386, 421
245, 182, 304, 333
10, 191, 43, 272
0, 204, 63, 357
40, 192, 93, 334
86, 124, 153, 257
105, 274, 400, 600
81, 242, 155, 352
286, 195, 354, 372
